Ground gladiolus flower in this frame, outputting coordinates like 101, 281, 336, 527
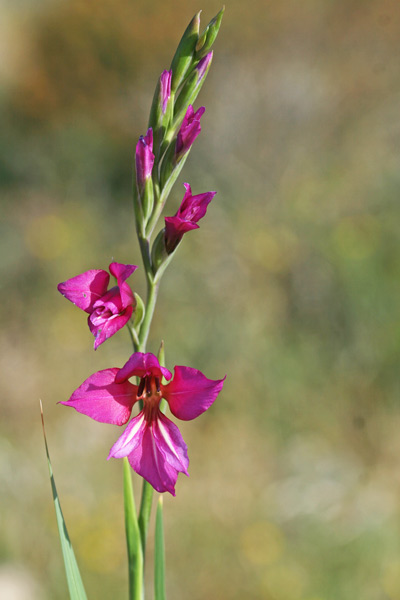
61, 352, 225, 495
58, 262, 137, 349
175, 105, 205, 160
164, 182, 216, 253
136, 128, 154, 189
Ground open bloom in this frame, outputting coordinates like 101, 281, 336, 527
58, 262, 137, 349
164, 182, 216, 253
61, 352, 225, 495
175, 105, 205, 160
136, 128, 154, 189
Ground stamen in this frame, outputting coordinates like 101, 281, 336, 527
137, 377, 146, 398
155, 377, 161, 393
146, 377, 152, 396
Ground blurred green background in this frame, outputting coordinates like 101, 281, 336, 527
1, 0, 400, 598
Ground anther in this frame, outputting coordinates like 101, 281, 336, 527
137, 377, 146, 398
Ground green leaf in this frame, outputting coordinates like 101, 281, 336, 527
154, 496, 166, 600
123, 458, 144, 600
40, 402, 88, 600
133, 292, 145, 329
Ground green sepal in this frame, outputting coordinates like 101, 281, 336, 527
132, 178, 146, 237
173, 53, 213, 128
196, 6, 225, 59
133, 292, 145, 330
154, 496, 166, 600
153, 235, 180, 284
141, 175, 154, 225
159, 142, 189, 191
151, 229, 168, 274
40, 403, 88, 600
170, 12, 201, 92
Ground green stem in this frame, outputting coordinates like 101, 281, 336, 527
127, 323, 139, 352
138, 278, 159, 351
145, 153, 189, 239
138, 481, 154, 554
154, 496, 166, 600
123, 458, 144, 600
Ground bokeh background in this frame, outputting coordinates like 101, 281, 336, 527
2, 0, 400, 598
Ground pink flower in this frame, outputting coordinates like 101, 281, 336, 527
164, 183, 216, 253
175, 105, 205, 160
136, 128, 154, 189
61, 352, 225, 495
159, 70, 172, 114
58, 262, 137, 349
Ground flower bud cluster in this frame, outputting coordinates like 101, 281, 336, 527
134, 8, 224, 274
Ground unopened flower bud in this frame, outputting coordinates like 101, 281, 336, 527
135, 128, 154, 189
170, 11, 201, 92
160, 70, 172, 114
173, 52, 213, 118
196, 6, 225, 60
175, 105, 205, 161
135, 128, 155, 224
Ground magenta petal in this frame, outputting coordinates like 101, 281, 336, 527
116, 352, 172, 384
109, 262, 137, 286
178, 183, 216, 222
109, 263, 137, 309
109, 414, 183, 495
130, 426, 180, 495
90, 306, 133, 349
153, 412, 189, 475
57, 270, 110, 313
164, 217, 198, 254
176, 105, 205, 158
163, 366, 225, 421
60, 368, 137, 425
108, 412, 146, 458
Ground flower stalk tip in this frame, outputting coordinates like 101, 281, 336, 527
170, 11, 201, 92
196, 6, 225, 59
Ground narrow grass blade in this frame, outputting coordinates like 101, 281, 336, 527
123, 457, 144, 600
154, 496, 166, 600
40, 402, 88, 600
